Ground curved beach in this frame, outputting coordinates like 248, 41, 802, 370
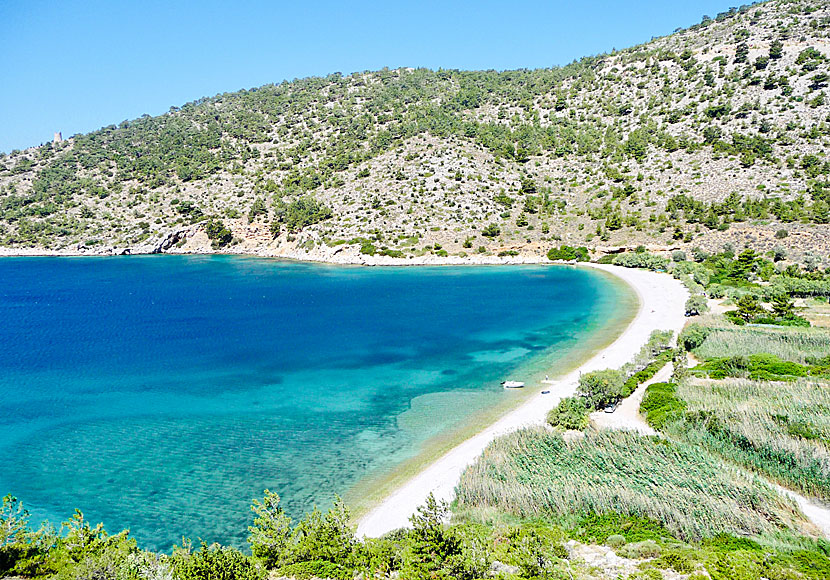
357, 264, 689, 537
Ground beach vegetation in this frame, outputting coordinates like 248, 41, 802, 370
455, 428, 805, 541
685, 295, 709, 316
688, 323, 830, 364
661, 377, 830, 501
546, 396, 589, 430
576, 369, 625, 408
546, 245, 589, 261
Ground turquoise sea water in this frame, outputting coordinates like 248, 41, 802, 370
0, 256, 635, 550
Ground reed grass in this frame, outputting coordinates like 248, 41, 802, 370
671, 378, 830, 500
694, 323, 830, 364
455, 428, 806, 542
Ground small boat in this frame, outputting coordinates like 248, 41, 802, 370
501, 380, 525, 389
541, 390, 550, 394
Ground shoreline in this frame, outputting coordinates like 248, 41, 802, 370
356, 263, 689, 537
0, 250, 690, 538
344, 268, 638, 520
0, 243, 556, 266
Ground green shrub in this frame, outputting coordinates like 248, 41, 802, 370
618, 540, 662, 559
640, 382, 685, 429
481, 223, 500, 238
204, 218, 233, 248
693, 353, 819, 381
573, 513, 674, 543
547, 397, 589, 430
577, 369, 626, 408
679, 324, 711, 352
277, 560, 351, 580
172, 542, 264, 580
248, 490, 293, 568
612, 252, 669, 271
273, 197, 332, 234
685, 295, 709, 316
622, 350, 674, 397
656, 549, 695, 573
400, 494, 465, 580
547, 245, 589, 261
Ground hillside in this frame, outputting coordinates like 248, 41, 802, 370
1, 0, 830, 265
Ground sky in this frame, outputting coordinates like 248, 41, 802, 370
0, 0, 739, 153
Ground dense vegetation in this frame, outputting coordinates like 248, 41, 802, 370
1, 0, 829, 266
456, 429, 804, 541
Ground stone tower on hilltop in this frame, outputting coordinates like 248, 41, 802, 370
53, 132, 62, 144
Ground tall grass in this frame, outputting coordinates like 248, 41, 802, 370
694, 323, 830, 364
671, 379, 830, 500
455, 429, 806, 542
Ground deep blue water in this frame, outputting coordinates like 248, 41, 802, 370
0, 256, 634, 550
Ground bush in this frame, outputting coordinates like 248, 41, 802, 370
204, 218, 233, 248
248, 490, 293, 568
577, 369, 626, 408
249, 491, 358, 573
547, 245, 589, 261
640, 382, 685, 429
685, 295, 709, 316
622, 349, 674, 397
273, 197, 332, 234
481, 223, 500, 238
173, 542, 264, 580
693, 353, 815, 381
619, 540, 662, 559
401, 494, 465, 580
547, 397, 589, 430
612, 252, 669, 271
278, 560, 351, 580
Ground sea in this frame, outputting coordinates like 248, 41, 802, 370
0, 255, 636, 550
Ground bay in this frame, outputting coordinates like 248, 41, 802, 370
0, 256, 635, 550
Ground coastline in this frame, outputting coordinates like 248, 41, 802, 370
356, 263, 689, 537
343, 268, 638, 520
0, 249, 690, 539
0, 233, 556, 266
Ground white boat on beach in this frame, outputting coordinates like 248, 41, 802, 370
501, 380, 525, 389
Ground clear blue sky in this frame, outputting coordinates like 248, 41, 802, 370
0, 0, 737, 153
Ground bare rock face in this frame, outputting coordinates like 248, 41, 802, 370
143, 225, 202, 254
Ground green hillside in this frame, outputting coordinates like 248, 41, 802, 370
1, 0, 829, 264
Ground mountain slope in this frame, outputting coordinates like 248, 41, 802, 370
1, 0, 829, 264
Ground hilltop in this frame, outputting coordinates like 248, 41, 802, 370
1, 0, 829, 265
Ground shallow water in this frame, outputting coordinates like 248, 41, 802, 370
0, 256, 634, 550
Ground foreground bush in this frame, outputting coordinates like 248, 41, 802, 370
172, 542, 264, 580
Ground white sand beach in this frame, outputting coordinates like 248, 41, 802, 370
357, 263, 689, 537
